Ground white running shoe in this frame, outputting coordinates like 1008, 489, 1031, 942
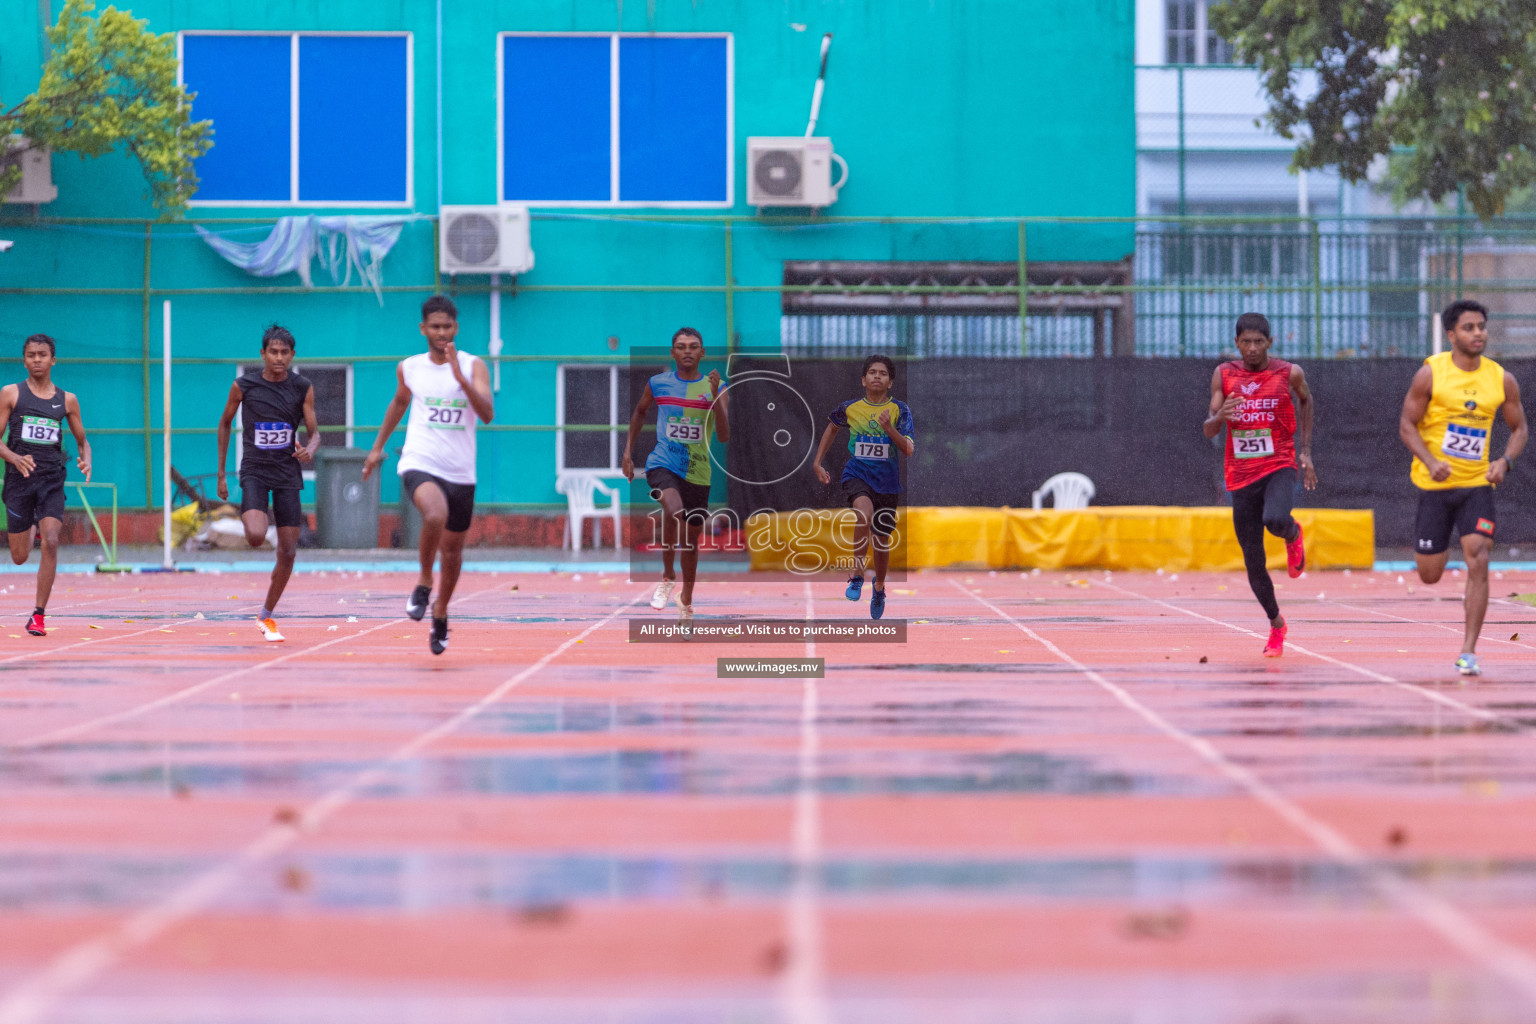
651, 580, 677, 610
678, 602, 694, 636
1456, 653, 1481, 677
257, 617, 286, 643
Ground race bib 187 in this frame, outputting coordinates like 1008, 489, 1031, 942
20, 416, 60, 445
1441, 423, 1487, 461
853, 438, 890, 459
1232, 428, 1275, 459
253, 422, 293, 450
664, 417, 705, 443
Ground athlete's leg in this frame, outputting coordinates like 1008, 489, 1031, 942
7, 528, 31, 565
1232, 480, 1281, 627
432, 529, 466, 620
869, 505, 895, 589
33, 516, 60, 611
1260, 469, 1299, 542
849, 495, 874, 577
656, 487, 685, 574
1458, 531, 1491, 655
413, 481, 449, 588
1413, 490, 1455, 584
1415, 550, 1450, 585
678, 516, 704, 607
241, 509, 270, 548
263, 526, 300, 612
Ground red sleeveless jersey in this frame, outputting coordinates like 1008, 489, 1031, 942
1219, 358, 1296, 491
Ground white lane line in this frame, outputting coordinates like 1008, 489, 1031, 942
4, 583, 505, 750
1090, 578, 1505, 725
0, 588, 648, 1024
779, 582, 832, 1024
1326, 596, 1536, 653
950, 578, 1536, 1008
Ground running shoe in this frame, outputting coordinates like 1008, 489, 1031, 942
26, 612, 45, 637
845, 575, 864, 601
650, 580, 677, 610
678, 602, 694, 635
870, 587, 886, 620
1262, 624, 1286, 658
1286, 524, 1306, 579
429, 617, 449, 656
406, 584, 431, 621
1456, 653, 1482, 677
257, 617, 285, 643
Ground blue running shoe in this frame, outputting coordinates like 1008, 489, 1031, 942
1456, 653, 1481, 677
845, 575, 864, 601
870, 587, 886, 620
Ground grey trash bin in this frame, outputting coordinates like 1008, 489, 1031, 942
314, 448, 379, 549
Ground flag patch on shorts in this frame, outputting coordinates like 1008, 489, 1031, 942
1476, 517, 1495, 535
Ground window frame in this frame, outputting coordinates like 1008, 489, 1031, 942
555, 364, 621, 474
232, 362, 355, 483
496, 31, 734, 208
179, 30, 415, 209
1164, 1, 1233, 65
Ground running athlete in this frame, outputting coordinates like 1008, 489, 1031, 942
621, 327, 729, 628
1399, 299, 1527, 677
215, 324, 319, 643
362, 295, 493, 656
812, 354, 914, 620
0, 334, 91, 637
1203, 313, 1316, 658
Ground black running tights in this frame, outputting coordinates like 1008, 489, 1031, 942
1231, 467, 1299, 622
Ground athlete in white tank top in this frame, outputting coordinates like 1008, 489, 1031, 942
362, 296, 495, 657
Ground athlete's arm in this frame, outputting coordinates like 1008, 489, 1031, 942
64, 391, 91, 483
0, 385, 32, 479
214, 381, 243, 500
294, 385, 320, 466
1489, 372, 1528, 485
1289, 364, 1317, 491
812, 422, 841, 486
708, 371, 730, 443
621, 383, 655, 481
877, 407, 915, 457
445, 344, 495, 424
362, 363, 413, 481
1202, 367, 1239, 439
1398, 364, 1450, 483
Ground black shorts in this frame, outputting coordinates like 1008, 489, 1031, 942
240, 477, 304, 529
402, 470, 476, 533
843, 477, 901, 537
647, 467, 711, 518
3, 463, 66, 534
1414, 486, 1496, 556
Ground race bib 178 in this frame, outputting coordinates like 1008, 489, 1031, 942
253, 422, 293, 450
1441, 423, 1487, 461
1231, 428, 1275, 459
664, 417, 705, 443
853, 438, 891, 459
20, 416, 60, 445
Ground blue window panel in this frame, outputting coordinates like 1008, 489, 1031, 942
618, 37, 728, 203
299, 36, 409, 202
502, 36, 611, 202
183, 35, 291, 202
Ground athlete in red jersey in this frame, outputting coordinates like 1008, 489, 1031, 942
1202, 313, 1317, 657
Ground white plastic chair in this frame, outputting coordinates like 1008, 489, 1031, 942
556, 470, 624, 551
1031, 472, 1096, 511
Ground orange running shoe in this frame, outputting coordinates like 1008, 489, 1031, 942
1286, 523, 1306, 578
1262, 624, 1286, 658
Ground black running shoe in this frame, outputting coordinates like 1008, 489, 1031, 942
430, 617, 449, 656
406, 584, 431, 621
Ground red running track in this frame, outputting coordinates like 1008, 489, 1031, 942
3, 567, 1536, 1022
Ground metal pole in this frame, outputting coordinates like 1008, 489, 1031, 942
141, 222, 153, 508
723, 221, 735, 352
1310, 218, 1323, 356
1177, 65, 1187, 357
1018, 221, 1028, 355
162, 299, 173, 570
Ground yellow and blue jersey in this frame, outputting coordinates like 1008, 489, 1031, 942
830, 396, 913, 494
1412, 352, 1506, 491
644, 369, 721, 486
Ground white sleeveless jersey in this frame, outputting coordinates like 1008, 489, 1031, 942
397, 350, 480, 484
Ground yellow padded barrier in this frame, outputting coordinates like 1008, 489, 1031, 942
746, 506, 1374, 572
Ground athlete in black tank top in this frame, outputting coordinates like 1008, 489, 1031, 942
0, 334, 92, 636
215, 325, 320, 643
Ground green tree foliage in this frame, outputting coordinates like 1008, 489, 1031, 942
1212, 0, 1536, 218
0, 0, 210, 214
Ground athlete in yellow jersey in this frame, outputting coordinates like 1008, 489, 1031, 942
1399, 300, 1528, 677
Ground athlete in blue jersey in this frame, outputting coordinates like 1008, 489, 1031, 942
622, 327, 730, 628
812, 354, 914, 619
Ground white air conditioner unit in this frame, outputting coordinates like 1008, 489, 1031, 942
439, 204, 534, 275
2, 137, 58, 205
747, 136, 846, 209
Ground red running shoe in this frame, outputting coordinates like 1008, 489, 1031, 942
1286, 523, 1306, 578
26, 612, 45, 637
1262, 623, 1286, 658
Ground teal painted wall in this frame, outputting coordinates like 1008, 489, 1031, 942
0, 0, 1134, 510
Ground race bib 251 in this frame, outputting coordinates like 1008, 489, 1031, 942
1232, 428, 1274, 459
